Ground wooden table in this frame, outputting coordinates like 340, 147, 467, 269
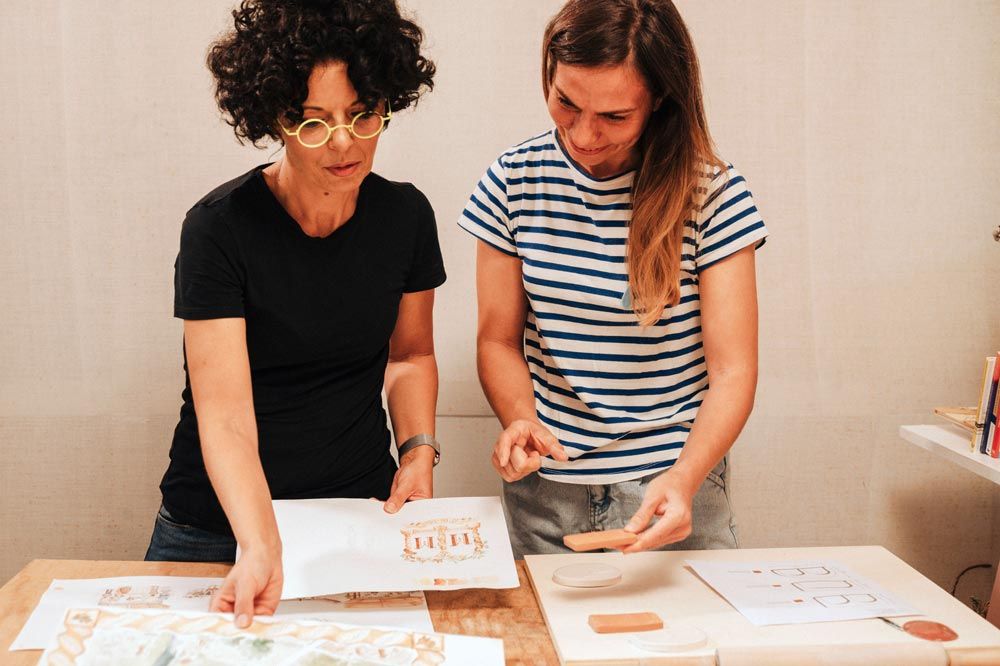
0, 559, 560, 666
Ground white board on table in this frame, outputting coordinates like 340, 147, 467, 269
524, 546, 1000, 665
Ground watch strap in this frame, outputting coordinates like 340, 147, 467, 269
397, 433, 440, 466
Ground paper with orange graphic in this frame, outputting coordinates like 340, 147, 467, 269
12, 577, 433, 652
37, 606, 503, 665
269, 497, 517, 599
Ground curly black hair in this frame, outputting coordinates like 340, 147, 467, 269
208, 0, 436, 146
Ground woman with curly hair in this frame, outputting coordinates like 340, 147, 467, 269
461, 0, 767, 556
146, 0, 442, 624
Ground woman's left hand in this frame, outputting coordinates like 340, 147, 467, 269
621, 471, 699, 552
383, 446, 435, 513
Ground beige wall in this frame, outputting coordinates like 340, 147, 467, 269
2, 0, 998, 606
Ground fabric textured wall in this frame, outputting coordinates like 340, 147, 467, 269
1, 0, 998, 606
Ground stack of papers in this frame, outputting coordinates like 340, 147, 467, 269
11, 577, 434, 651
13, 496, 517, 655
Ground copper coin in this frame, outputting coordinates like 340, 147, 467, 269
902, 620, 958, 642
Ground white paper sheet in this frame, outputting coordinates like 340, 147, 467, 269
687, 559, 918, 625
36, 607, 503, 665
10, 576, 221, 651
11, 576, 432, 651
269, 496, 518, 599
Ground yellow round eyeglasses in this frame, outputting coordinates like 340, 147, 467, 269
280, 102, 392, 148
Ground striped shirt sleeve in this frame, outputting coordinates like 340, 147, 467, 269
457, 158, 517, 256
695, 165, 768, 271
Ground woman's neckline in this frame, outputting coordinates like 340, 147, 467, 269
256, 164, 369, 240
552, 129, 637, 184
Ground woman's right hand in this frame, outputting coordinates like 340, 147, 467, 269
210, 544, 283, 628
492, 419, 569, 482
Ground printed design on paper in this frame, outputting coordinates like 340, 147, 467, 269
766, 566, 880, 607
43, 608, 448, 665
400, 518, 486, 564
185, 584, 221, 599
318, 591, 425, 609
98, 585, 171, 609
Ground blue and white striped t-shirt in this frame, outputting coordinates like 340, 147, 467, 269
459, 129, 768, 484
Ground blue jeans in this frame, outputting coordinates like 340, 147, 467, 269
144, 505, 237, 563
502, 458, 739, 558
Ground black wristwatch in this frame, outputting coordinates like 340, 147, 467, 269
397, 433, 440, 466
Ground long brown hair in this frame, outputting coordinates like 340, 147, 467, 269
542, 0, 724, 325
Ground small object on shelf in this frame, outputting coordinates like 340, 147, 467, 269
588, 611, 663, 633
990, 368, 1000, 458
563, 529, 637, 552
980, 353, 1000, 454
933, 406, 977, 433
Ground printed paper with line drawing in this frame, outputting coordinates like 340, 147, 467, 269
686, 560, 917, 625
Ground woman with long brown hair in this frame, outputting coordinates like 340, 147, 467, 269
459, 0, 767, 556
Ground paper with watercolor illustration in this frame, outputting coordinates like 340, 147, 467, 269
267, 496, 518, 599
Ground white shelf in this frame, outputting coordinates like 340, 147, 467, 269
900, 424, 1000, 486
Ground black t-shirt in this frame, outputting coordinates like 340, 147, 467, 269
159, 165, 446, 534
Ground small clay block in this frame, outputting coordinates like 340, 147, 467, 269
588, 612, 664, 634
563, 528, 638, 552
